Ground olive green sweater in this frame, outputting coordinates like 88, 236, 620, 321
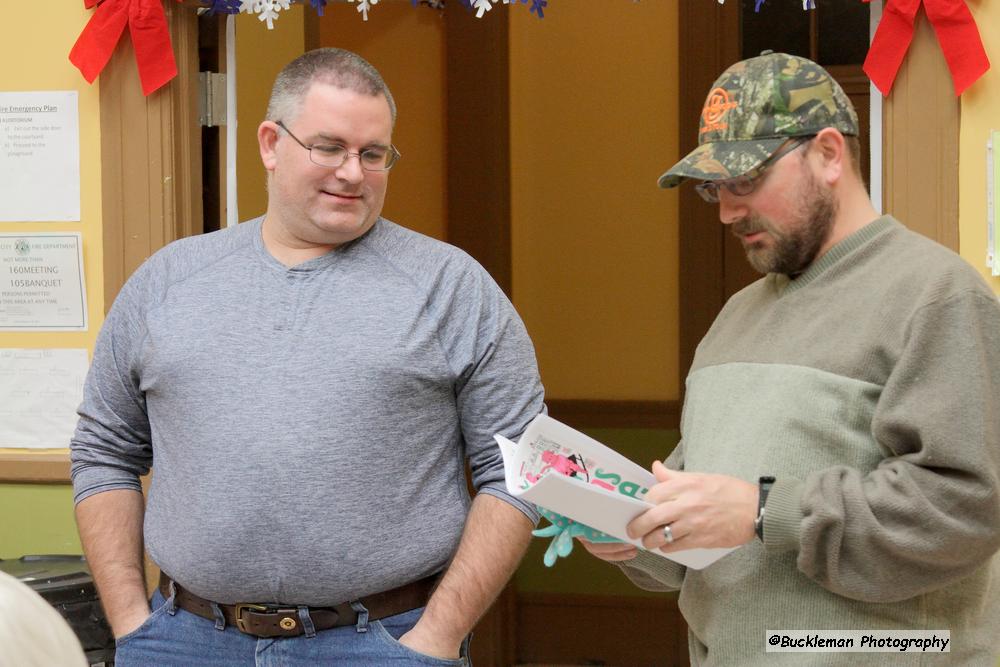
620, 217, 1000, 666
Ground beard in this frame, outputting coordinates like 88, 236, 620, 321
732, 167, 838, 276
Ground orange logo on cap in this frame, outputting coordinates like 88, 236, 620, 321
700, 87, 738, 134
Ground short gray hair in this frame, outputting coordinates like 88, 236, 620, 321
266, 48, 396, 126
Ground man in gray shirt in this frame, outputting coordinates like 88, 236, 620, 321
71, 48, 544, 665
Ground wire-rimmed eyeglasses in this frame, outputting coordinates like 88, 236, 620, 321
694, 135, 814, 204
275, 120, 401, 172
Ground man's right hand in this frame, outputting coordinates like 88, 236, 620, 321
75, 490, 151, 640
112, 603, 152, 639
578, 538, 639, 562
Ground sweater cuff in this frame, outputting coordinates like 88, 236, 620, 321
763, 477, 803, 553
617, 549, 686, 591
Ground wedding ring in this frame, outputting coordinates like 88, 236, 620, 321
663, 524, 674, 544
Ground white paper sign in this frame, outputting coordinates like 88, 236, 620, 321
0, 232, 88, 331
0, 348, 88, 449
0, 91, 81, 222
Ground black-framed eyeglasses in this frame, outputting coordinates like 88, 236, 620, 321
694, 135, 814, 204
275, 120, 401, 172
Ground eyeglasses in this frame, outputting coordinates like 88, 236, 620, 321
694, 136, 814, 203
275, 121, 401, 172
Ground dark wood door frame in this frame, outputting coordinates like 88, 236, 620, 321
677, 1, 741, 388
444, 4, 512, 297
442, 11, 515, 666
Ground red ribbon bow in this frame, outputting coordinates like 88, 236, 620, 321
863, 0, 990, 96
70, 0, 178, 97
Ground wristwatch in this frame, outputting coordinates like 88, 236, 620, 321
754, 476, 776, 541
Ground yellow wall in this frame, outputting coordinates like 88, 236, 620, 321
236, 7, 306, 222
0, 2, 104, 375
316, 1, 447, 241
0, 485, 80, 558
509, 2, 680, 401
0, 2, 104, 558
960, 0, 1000, 297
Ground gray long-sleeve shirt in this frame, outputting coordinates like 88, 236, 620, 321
70, 217, 545, 605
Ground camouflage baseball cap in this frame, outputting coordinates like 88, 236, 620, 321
658, 51, 859, 188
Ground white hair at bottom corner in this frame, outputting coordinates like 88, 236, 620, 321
0, 570, 88, 667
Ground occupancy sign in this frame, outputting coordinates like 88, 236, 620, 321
0, 233, 87, 331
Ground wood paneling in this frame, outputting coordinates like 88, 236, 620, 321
99, 1, 202, 310
515, 592, 689, 667
547, 400, 681, 430
468, 586, 518, 667
304, 5, 320, 52
444, 4, 511, 295
0, 454, 71, 483
677, 1, 741, 388
827, 65, 872, 188
441, 12, 517, 663
881, 6, 960, 251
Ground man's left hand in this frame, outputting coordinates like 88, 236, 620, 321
398, 624, 462, 660
627, 461, 758, 552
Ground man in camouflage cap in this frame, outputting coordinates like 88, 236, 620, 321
657, 50, 859, 188
583, 52, 1000, 665
661, 50, 868, 276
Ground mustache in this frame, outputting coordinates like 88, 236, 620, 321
731, 217, 767, 237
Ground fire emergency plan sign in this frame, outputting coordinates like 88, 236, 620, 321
0, 91, 80, 222
0, 233, 87, 331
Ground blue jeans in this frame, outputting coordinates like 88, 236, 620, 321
114, 589, 472, 666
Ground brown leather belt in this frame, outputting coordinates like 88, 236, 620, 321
158, 572, 438, 638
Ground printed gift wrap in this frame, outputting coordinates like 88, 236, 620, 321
496, 415, 735, 570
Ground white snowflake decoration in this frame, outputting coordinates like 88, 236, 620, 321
349, 0, 380, 22
239, 0, 292, 30
238, 0, 531, 27
473, 0, 497, 19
